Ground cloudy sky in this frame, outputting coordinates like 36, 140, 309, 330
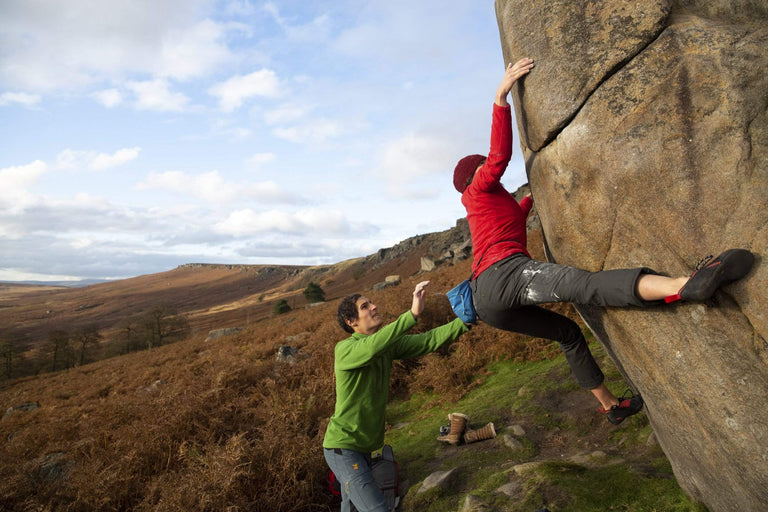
0, 0, 528, 283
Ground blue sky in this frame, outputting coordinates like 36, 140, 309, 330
0, 0, 528, 283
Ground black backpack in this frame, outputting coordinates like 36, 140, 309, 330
327, 444, 400, 511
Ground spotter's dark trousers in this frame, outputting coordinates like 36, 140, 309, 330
470, 253, 658, 389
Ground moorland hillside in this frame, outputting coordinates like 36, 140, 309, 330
0, 213, 473, 379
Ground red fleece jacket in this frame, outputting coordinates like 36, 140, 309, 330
461, 103, 533, 279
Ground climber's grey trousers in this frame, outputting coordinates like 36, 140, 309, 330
470, 253, 658, 389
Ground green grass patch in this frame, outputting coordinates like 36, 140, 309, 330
522, 461, 708, 512
385, 345, 707, 512
386, 357, 558, 454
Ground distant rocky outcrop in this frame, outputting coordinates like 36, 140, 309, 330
178, 263, 306, 274
367, 218, 473, 270
205, 327, 243, 342
179, 262, 337, 290
275, 345, 299, 364
415, 191, 534, 274
3, 401, 40, 420
415, 190, 532, 274
372, 275, 402, 291
26, 452, 69, 486
275, 345, 309, 365
496, 1, 768, 510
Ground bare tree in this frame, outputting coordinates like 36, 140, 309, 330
72, 325, 102, 366
0, 331, 27, 380
47, 329, 72, 372
139, 303, 190, 349
115, 322, 142, 355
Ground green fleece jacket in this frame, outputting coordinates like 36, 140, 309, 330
323, 313, 468, 453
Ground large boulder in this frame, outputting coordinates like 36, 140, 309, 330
496, 1, 768, 511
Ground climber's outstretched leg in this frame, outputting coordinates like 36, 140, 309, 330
477, 249, 754, 308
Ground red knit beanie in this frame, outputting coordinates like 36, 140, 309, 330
453, 154, 486, 193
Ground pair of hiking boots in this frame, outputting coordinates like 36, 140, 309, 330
437, 413, 496, 445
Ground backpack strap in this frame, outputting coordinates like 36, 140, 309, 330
381, 444, 394, 462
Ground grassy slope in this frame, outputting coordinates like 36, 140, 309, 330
384, 339, 708, 512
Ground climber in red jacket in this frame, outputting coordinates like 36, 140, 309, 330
454, 58, 754, 424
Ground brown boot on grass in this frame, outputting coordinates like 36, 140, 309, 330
437, 413, 469, 445
463, 422, 496, 444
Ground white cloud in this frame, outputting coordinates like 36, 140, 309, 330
214, 207, 351, 236
285, 14, 332, 43
0, 268, 83, 283
0, 0, 234, 92
67, 193, 112, 210
224, 1, 257, 18
92, 88, 123, 107
127, 79, 190, 112
157, 19, 234, 81
208, 69, 281, 112
138, 170, 296, 203
245, 152, 276, 170
379, 133, 455, 180
0, 160, 47, 189
262, 2, 331, 43
216, 209, 294, 234
55, 147, 141, 171
0, 199, 231, 281
55, 150, 80, 171
262, 2, 285, 26
0, 160, 47, 213
273, 119, 342, 144
0, 92, 41, 107
369, 132, 463, 199
263, 104, 308, 125
90, 147, 142, 170
70, 238, 93, 250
